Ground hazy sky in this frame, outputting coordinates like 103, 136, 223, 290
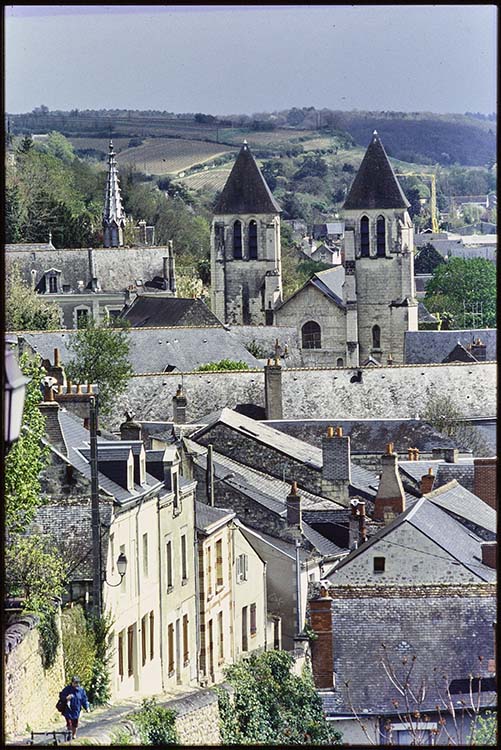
5, 4, 497, 115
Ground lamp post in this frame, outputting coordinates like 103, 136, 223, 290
4, 338, 30, 453
103, 552, 128, 588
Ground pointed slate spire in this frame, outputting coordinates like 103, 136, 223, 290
343, 131, 410, 210
214, 141, 281, 214
103, 140, 126, 247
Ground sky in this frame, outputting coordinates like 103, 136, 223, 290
4, 4, 497, 115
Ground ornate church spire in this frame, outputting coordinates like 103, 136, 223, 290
103, 140, 126, 247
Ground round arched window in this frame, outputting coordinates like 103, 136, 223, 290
302, 321, 321, 349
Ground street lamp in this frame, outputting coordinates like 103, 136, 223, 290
4, 338, 30, 451
104, 552, 128, 587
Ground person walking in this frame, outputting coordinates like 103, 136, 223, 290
59, 675, 90, 739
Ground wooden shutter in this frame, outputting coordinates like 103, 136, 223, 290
183, 614, 189, 664
149, 611, 154, 660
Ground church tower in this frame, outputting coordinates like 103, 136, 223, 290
211, 142, 282, 325
103, 140, 126, 247
342, 131, 418, 365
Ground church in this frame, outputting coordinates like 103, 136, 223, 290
210, 131, 419, 365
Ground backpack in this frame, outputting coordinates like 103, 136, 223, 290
56, 697, 66, 714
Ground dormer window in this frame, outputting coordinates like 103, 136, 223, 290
376, 216, 386, 257
248, 220, 258, 259
360, 216, 370, 257
233, 220, 243, 259
128, 462, 134, 490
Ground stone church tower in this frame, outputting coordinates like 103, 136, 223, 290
211, 142, 283, 325
342, 131, 418, 366
103, 140, 126, 247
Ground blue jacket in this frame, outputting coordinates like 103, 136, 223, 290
59, 684, 90, 720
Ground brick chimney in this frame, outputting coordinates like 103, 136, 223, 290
309, 593, 335, 689
172, 384, 187, 424
481, 541, 497, 569
321, 426, 351, 507
374, 443, 406, 523
469, 338, 487, 361
473, 457, 497, 510
420, 467, 435, 495
39, 391, 65, 452
264, 356, 283, 420
87, 247, 100, 291
120, 412, 142, 442
432, 447, 458, 463
286, 481, 302, 530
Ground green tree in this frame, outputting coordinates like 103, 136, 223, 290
218, 650, 342, 745
425, 257, 496, 328
6, 263, 61, 331
422, 393, 491, 456
65, 318, 133, 416
5, 183, 25, 242
196, 359, 250, 372
130, 698, 178, 745
5, 535, 65, 614
414, 243, 446, 274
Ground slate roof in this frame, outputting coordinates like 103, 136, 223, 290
195, 501, 235, 534
442, 341, 478, 363
320, 587, 496, 715
343, 131, 410, 210
417, 301, 438, 324
237, 523, 314, 564
5, 242, 55, 252
19, 327, 261, 374
275, 265, 345, 311
119, 295, 222, 328
404, 329, 497, 364
425, 480, 496, 535
214, 142, 281, 215
266, 419, 459, 454
190, 410, 378, 498
327, 496, 496, 583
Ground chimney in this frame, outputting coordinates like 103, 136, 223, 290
443, 448, 458, 464
43, 347, 66, 387
163, 256, 170, 290
349, 498, 366, 549
264, 357, 283, 420
321, 426, 351, 507
469, 338, 486, 361
120, 412, 142, 442
309, 592, 335, 689
481, 541, 497, 569
39, 395, 65, 452
374, 443, 406, 523
407, 448, 414, 461
88, 248, 99, 291
168, 240, 177, 295
172, 384, 187, 424
286, 481, 302, 530
473, 457, 497, 510
420, 467, 435, 495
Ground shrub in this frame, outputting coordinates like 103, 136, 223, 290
61, 605, 96, 691
130, 698, 178, 745
196, 359, 250, 372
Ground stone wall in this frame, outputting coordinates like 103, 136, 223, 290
167, 687, 222, 745
111, 361, 496, 431
4, 612, 65, 738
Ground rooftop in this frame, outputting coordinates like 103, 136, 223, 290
214, 142, 281, 215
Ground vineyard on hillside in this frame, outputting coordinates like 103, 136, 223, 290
115, 139, 237, 175
175, 168, 232, 192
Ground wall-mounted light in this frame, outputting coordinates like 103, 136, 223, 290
104, 552, 128, 587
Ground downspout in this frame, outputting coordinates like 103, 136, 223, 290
223, 227, 228, 324
263, 560, 268, 652
156, 494, 165, 691
230, 521, 236, 664
193, 513, 202, 684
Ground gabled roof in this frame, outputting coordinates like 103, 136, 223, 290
404, 329, 497, 364
442, 341, 478, 363
424, 479, 496, 535
213, 142, 281, 215
195, 501, 235, 534
327, 496, 496, 582
343, 131, 410, 211
275, 265, 346, 311
120, 295, 222, 328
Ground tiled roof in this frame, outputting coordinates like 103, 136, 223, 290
19, 327, 261, 374
425, 480, 496, 534
343, 132, 410, 210
195, 501, 234, 533
310, 266, 345, 307
214, 143, 281, 215
120, 295, 222, 328
404, 329, 497, 364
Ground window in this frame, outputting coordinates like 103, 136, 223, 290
250, 603, 257, 636
236, 553, 248, 583
233, 220, 243, 259
76, 308, 89, 328
166, 541, 173, 590
183, 614, 189, 665
336, 358, 344, 367
373, 556, 385, 573
142, 533, 148, 578
372, 324, 381, 350
127, 625, 134, 677
128, 463, 134, 491
302, 321, 321, 349
149, 612, 154, 660
48, 275, 58, 293
218, 611, 224, 662
360, 216, 370, 257
118, 631, 124, 679
248, 220, 258, 259
181, 534, 187, 582
141, 614, 147, 666
207, 546, 213, 597
168, 623, 174, 675
376, 216, 386, 256
216, 539, 223, 588
242, 606, 248, 651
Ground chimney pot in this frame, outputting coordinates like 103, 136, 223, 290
327, 426, 334, 438
386, 442, 394, 455
481, 542, 497, 569
54, 348, 60, 367
420, 468, 435, 495
407, 448, 414, 461
335, 426, 343, 437
290, 481, 298, 495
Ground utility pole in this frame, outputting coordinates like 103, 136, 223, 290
295, 538, 302, 636
89, 395, 102, 617
207, 444, 214, 506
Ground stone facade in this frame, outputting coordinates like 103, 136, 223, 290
167, 688, 222, 745
4, 612, 65, 737
113, 361, 496, 431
